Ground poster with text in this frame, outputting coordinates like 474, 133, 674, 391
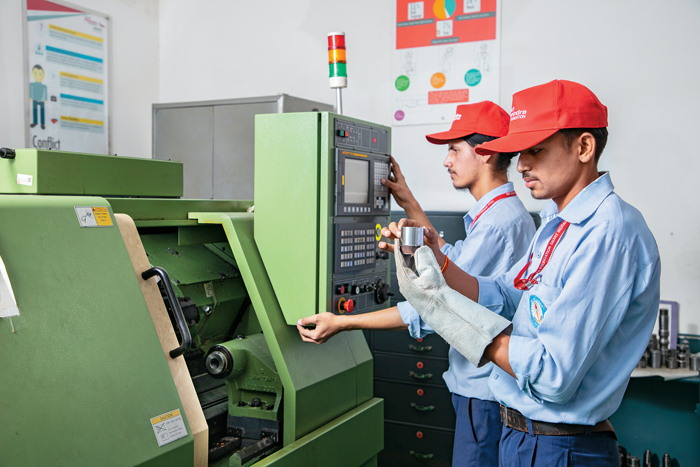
393, 0, 500, 126
25, 0, 109, 154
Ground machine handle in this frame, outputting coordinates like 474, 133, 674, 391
142, 266, 192, 359
408, 344, 433, 352
0, 148, 16, 159
409, 450, 434, 460
409, 371, 433, 380
410, 403, 435, 411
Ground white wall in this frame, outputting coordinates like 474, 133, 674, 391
0, 0, 159, 158
2, 0, 699, 333
159, 0, 700, 333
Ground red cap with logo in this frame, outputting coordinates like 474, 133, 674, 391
475, 80, 608, 155
425, 101, 509, 144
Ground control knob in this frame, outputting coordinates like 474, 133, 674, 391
374, 280, 391, 305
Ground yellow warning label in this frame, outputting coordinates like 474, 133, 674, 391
150, 409, 181, 425
92, 207, 113, 226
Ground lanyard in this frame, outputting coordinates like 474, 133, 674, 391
469, 191, 517, 230
513, 220, 570, 290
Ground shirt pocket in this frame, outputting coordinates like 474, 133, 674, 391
526, 283, 562, 330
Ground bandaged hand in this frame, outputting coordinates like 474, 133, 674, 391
394, 244, 511, 368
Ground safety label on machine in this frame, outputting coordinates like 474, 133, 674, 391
74, 206, 114, 227
150, 409, 188, 447
16, 174, 33, 186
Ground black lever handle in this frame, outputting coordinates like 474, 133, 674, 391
0, 148, 16, 159
142, 266, 192, 359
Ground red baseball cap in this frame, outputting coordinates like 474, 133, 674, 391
425, 101, 509, 144
475, 80, 608, 155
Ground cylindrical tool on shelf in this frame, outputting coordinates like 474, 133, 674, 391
658, 309, 669, 350
690, 355, 700, 371
650, 349, 662, 368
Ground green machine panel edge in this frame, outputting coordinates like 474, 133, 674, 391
0, 149, 183, 197
254, 112, 392, 325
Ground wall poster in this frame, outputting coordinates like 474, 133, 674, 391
393, 0, 501, 126
24, 0, 110, 154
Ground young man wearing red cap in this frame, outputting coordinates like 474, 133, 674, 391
298, 101, 535, 466
388, 80, 660, 466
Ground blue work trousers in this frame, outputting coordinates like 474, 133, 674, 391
451, 394, 501, 467
499, 424, 618, 467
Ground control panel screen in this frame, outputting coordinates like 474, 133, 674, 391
344, 159, 369, 204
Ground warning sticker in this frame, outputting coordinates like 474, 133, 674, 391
150, 409, 188, 447
74, 206, 114, 228
92, 207, 114, 226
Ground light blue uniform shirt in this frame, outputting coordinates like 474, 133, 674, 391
398, 182, 535, 401
478, 173, 660, 424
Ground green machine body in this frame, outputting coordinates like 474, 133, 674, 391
0, 146, 383, 467
254, 112, 392, 324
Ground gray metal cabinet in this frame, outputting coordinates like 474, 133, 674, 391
153, 95, 333, 200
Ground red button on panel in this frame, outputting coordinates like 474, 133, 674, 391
416, 431, 423, 439
416, 361, 424, 369
417, 388, 424, 396
343, 299, 354, 313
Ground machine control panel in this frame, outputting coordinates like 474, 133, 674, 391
331, 118, 392, 315
335, 150, 391, 217
332, 274, 391, 316
334, 119, 389, 154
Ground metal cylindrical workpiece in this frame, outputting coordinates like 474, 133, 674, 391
643, 449, 652, 467
678, 348, 689, 369
627, 456, 640, 467
650, 349, 662, 368
400, 227, 424, 253
666, 355, 678, 369
636, 357, 647, 369
648, 334, 658, 351
662, 453, 671, 467
658, 309, 669, 350
690, 355, 700, 371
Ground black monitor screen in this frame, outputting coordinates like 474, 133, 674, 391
344, 159, 369, 204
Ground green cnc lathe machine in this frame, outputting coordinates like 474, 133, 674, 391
0, 112, 391, 467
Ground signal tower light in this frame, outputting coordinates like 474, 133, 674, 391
328, 31, 347, 114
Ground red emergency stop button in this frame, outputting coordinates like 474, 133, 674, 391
343, 299, 354, 313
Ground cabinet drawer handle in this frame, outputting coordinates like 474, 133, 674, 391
409, 371, 433, 379
410, 402, 435, 411
408, 344, 433, 352
409, 450, 434, 459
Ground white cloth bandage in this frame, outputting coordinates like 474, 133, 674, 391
395, 244, 511, 367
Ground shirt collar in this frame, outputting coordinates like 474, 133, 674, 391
539, 172, 615, 225
464, 182, 515, 223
